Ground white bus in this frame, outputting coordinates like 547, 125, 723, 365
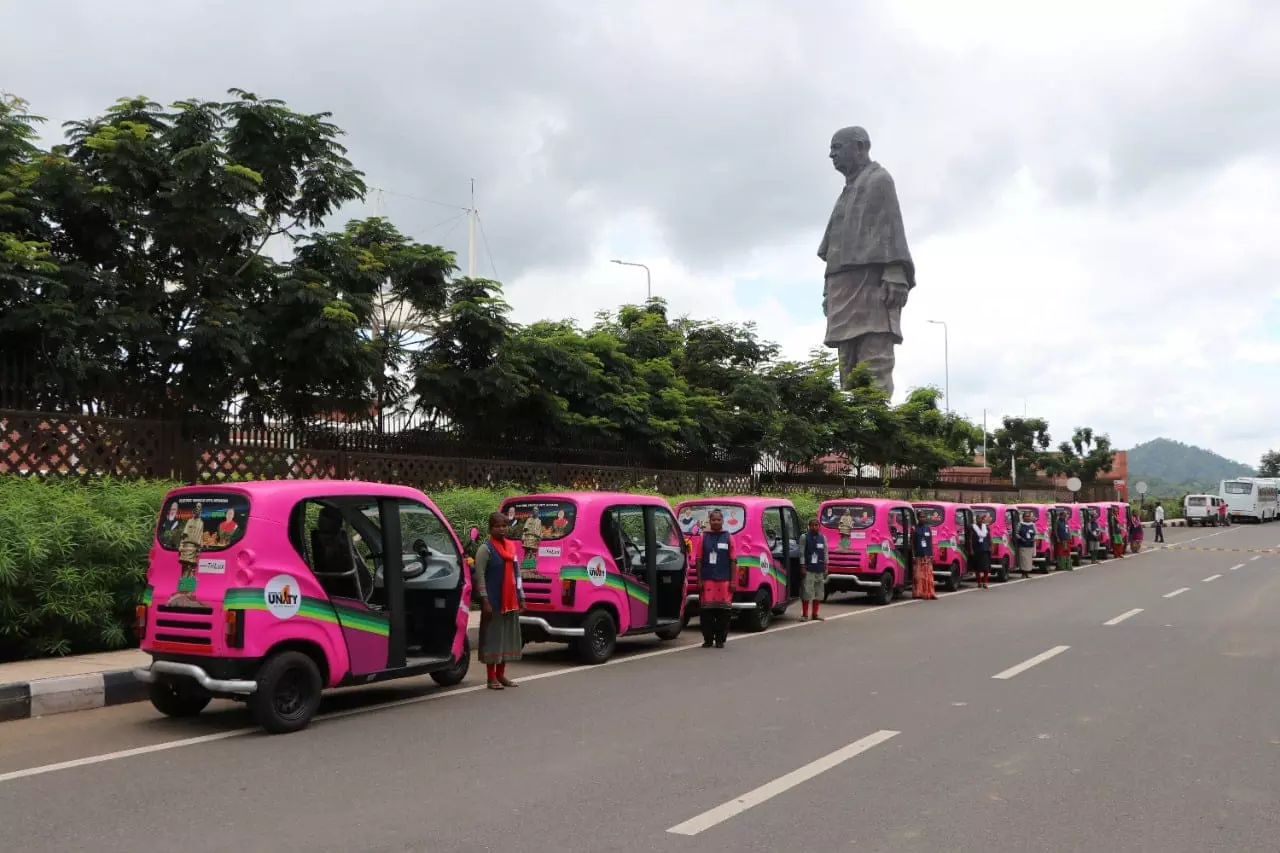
1220, 477, 1278, 523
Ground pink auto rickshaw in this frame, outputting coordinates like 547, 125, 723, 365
818, 498, 915, 603
913, 501, 975, 591
134, 481, 472, 734
971, 502, 1013, 583
1054, 503, 1087, 566
498, 492, 687, 664
677, 497, 803, 632
1015, 504, 1054, 571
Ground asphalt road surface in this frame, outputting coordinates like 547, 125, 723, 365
2, 522, 1278, 852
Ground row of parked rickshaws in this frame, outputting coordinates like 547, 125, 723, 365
133, 481, 1136, 734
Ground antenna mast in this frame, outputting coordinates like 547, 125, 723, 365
467, 178, 476, 278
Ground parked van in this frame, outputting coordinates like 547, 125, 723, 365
1015, 504, 1054, 571
818, 498, 915, 603
1183, 494, 1218, 526
677, 497, 803, 631
499, 492, 687, 664
134, 481, 472, 733
971, 502, 1014, 583
913, 501, 974, 591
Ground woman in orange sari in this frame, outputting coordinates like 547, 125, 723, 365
473, 512, 525, 690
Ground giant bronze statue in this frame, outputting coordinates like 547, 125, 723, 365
818, 126, 915, 397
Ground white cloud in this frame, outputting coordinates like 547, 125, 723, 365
3, 0, 1278, 466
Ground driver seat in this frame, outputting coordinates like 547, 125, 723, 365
311, 506, 369, 601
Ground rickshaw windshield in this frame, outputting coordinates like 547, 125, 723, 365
820, 503, 875, 530
914, 505, 944, 526
502, 501, 577, 541
677, 503, 746, 534
156, 492, 250, 552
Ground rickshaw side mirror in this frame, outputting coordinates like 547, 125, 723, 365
468, 526, 480, 542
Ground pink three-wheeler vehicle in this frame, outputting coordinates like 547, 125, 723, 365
1054, 503, 1087, 566
676, 497, 804, 632
912, 501, 976, 591
497, 492, 687, 665
134, 481, 472, 734
1015, 504, 1054, 571
971, 502, 1015, 583
817, 498, 914, 603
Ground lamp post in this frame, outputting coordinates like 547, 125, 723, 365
927, 319, 949, 414
610, 259, 652, 301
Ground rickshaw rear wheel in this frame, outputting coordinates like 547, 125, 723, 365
872, 571, 893, 605
251, 650, 322, 734
576, 608, 617, 664
431, 635, 471, 686
148, 681, 211, 718
739, 588, 773, 632
945, 564, 961, 592
994, 557, 1010, 583
655, 622, 682, 641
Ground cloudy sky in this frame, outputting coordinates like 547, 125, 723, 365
6, 0, 1279, 466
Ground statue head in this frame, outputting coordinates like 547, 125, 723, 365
830, 126, 871, 176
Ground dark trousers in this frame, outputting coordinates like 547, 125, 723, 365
1154, 521, 1164, 542
700, 608, 730, 644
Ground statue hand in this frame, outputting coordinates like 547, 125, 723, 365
883, 281, 910, 310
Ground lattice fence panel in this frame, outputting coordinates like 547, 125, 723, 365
0, 410, 171, 480
192, 445, 342, 482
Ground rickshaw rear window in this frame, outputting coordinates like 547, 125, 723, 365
156, 492, 250, 552
677, 503, 746, 534
820, 503, 875, 529
914, 505, 944, 526
502, 501, 576, 541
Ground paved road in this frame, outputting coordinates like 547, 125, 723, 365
2, 523, 1278, 851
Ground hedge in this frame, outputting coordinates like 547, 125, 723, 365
0, 477, 826, 662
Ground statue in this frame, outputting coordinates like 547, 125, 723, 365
168, 501, 207, 607
818, 126, 916, 397
520, 514, 543, 572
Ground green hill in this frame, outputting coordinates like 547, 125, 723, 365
1128, 438, 1256, 497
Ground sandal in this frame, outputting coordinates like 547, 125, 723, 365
487, 680, 504, 690
498, 677, 519, 688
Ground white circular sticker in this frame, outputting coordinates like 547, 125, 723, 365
264, 573, 302, 619
759, 552, 772, 577
585, 556, 608, 588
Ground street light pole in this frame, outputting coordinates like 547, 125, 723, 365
927, 319, 949, 414
610, 259, 652, 301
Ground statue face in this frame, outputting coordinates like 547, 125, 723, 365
829, 135, 869, 175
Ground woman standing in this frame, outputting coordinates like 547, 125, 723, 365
971, 512, 992, 588
1015, 509, 1037, 578
697, 508, 735, 648
1128, 506, 1144, 553
1109, 507, 1126, 559
473, 512, 525, 690
912, 517, 937, 599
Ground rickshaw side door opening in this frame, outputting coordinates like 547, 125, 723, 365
761, 507, 787, 601
889, 506, 913, 582
782, 505, 804, 601
604, 505, 650, 631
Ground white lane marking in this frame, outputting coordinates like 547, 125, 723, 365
1229, 563, 1244, 571
992, 645, 1071, 680
1103, 608, 1143, 626
1202, 574, 1221, 583
1250, 556, 1261, 562
1163, 587, 1191, 599
666, 730, 899, 836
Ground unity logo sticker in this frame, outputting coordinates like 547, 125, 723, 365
264, 574, 302, 619
585, 556, 608, 587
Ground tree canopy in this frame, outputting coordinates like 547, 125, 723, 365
1, 90, 1116, 479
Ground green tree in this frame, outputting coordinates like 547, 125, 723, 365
1045, 427, 1115, 484
986, 416, 1052, 479
1259, 449, 1280, 478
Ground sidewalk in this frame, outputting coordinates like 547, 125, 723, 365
1, 609, 482, 724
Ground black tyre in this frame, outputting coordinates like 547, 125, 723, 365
655, 621, 682, 641
148, 681, 211, 719
872, 571, 894, 605
430, 635, 471, 687
739, 588, 774, 632
250, 650, 323, 735
945, 563, 961, 592
575, 608, 617, 664
995, 557, 1010, 583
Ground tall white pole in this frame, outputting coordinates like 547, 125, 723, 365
927, 320, 950, 413
983, 408, 987, 464
467, 179, 477, 278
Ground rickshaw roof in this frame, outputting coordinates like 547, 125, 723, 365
678, 496, 794, 510
503, 492, 672, 510
912, 500, 964, 508
163, 480, 439, 524
821, 497, 912, 508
